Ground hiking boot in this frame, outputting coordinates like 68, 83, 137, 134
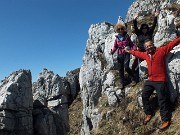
159, 121, 171, 131
143, 113, 154, 125
129, 80, 136, 86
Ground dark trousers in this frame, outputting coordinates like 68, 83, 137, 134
131, 58, 144, 82
131, 47, 145, 78
132, 58, 144, 72
117, 53, 134, 83
142, 80, 171, 122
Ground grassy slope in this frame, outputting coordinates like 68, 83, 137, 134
69, 81, 180, 135
68, 94, 83, 135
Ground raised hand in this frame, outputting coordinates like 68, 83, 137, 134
154, 10, 160, 17
134, 12, 139, 20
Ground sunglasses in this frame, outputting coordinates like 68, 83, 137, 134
117, 28, 124, 31
142, 27, 147, 29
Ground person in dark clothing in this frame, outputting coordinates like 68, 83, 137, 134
125, 37, 180, 131
133, 11, 159, 51
130, 29, 140, 81
132, 11, 159, 81
110, 23, 137, 89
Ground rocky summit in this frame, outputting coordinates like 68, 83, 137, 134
0, 0, 180, 135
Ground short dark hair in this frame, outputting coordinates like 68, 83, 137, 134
144, 39, 152, 44
144, 39, 153, 49
143, 39, 154, 49
140, 24, 149, 31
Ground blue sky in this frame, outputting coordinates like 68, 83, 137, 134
0, 0, 134, 81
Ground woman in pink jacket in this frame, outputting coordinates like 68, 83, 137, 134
111, 23, 137, 89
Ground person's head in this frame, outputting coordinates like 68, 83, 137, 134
144, 39, 156, 54
140, 24, 149, 34
114, 23, 126, 35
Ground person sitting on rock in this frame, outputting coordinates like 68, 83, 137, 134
110, 23, 137, 89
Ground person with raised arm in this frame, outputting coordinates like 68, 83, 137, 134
125, 37, 180, 131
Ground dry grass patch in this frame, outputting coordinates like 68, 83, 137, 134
68, 81, 180, 135
68, 94, 83, 135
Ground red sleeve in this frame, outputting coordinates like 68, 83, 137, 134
129, 50, 146, 60
111, 39, 118, 54
161, 37, 180, 55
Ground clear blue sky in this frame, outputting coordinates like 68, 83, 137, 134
0, 0, 134, 81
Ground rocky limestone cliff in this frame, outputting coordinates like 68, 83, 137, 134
0, 0, 180, 135
0, 68, 80, 135
0, 70, 33, 135
32, 68, 80, 135
79, 0, 180, 135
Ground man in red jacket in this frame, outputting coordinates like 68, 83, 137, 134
125, 37, 180, 131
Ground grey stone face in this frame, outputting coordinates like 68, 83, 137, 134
32, 68, 80, 135
0, 68, 80, 135
0, 70, 33, 135
80, 0, 180, 134
0, 1, 179, 135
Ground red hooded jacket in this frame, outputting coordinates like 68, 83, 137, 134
129, 37, 180, 81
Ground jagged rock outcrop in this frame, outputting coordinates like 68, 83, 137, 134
79, 0, 180, 134
79, 22, 135, 134
154, 0, 180, 47
0, 70, 33, 135
32, 68, 79, 135
0, 1, 179, 135
166, 46, 180, 103
125, 0, 164, 22
66, 68, 80, 104
32, 69, 68, 135
0, 68, 80, 135
79, 22, 117, 135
